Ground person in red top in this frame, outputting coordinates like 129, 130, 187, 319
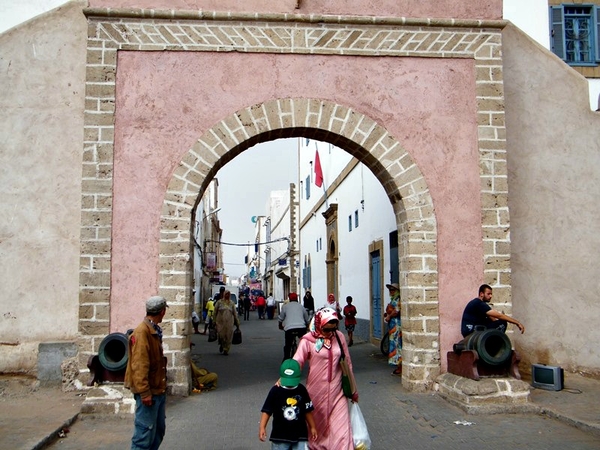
342, 296, 357, 347
255, 295, 267, 320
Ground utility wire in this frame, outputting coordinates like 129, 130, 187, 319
204, 237, 290, 247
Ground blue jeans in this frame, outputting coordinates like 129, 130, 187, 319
271, 441, 308, 450
131, 393, 166, 450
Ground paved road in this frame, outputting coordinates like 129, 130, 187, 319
49, 315, 600, 449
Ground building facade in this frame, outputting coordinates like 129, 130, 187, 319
298, 139, 398, 343
2, 1, 600, 394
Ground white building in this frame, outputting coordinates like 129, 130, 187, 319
193, 179, 223, 312
297, 139, 397, 342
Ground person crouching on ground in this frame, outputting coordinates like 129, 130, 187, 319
125, 295, 169, 450
259, 359, 317, 449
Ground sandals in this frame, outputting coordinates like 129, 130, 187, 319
392, 367, 402, 376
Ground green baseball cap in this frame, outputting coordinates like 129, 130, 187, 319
280, 359, 301, 387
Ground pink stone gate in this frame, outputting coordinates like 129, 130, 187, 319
79, 8, 510, 394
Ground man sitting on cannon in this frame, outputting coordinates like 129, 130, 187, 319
461, 284, 525, 338
450, 284, 526, 380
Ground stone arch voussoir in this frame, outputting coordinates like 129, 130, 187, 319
161, 98, 439, 393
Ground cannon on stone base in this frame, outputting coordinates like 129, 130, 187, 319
448, 326, 521, 381
87, 332, 129, 385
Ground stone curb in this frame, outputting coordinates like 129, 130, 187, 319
33, 412, 79, 450
539, 407, 600, 438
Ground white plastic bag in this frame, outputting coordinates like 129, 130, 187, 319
349, 401, 371, 450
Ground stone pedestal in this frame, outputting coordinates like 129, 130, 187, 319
436, 372, 538, 414
447, 350, 522, 381
80, 384, 135, 417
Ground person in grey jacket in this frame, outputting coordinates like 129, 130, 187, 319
278, 292, 309, 360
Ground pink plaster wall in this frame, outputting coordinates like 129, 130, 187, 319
112, 51, 483, 359
90, 0, 502, 21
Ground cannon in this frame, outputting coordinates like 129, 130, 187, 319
448, 326, 521, 380
87, 332, 129, 385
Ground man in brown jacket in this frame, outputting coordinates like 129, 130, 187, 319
125, 296, 169, 450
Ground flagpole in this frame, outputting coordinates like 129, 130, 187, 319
315, 142, 329, 208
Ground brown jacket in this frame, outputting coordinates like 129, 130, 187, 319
124, 319, 167, 398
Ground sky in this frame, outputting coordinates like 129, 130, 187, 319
215, 138, 299, 280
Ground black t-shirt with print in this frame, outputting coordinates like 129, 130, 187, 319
261, 384, 314, 443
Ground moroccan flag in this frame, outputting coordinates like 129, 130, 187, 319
314, 149, 323, 187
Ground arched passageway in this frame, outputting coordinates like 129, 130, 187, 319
79, 10, 510, 394
163, 99, 438, 393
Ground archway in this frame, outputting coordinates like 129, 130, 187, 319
159, 98, 438, 393
79, 10, 511, 395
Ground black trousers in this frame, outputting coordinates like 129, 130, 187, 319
283, 328, 306, 360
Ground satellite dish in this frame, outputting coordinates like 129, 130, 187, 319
251, 216, 258, 223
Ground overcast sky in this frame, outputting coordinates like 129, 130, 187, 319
215, 138, 298, 279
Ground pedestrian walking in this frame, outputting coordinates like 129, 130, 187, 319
266, 293, 276, 320
243, 292, 252, 321
201, 297, 215, 334
342, 296, 357, 347
192, 310, 201, 334
384, 283, 402, 375
278, 293, 309, 361
293, 307, 358, 449
214, 290, 240, 356
303, 290, 315, 321
256, 294, 266, 320
124, 296, 169, 450
259, 359, 317, 449
326, 293, 343, 320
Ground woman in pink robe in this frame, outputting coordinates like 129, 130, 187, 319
293, 307, 358, 450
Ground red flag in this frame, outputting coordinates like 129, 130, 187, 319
314, 150, 323, 187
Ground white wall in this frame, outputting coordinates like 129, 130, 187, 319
0, 0, 70, 34
335, 165, 397, 319
298, 139, 396, 321
504, 0, 600, 110
504, 23, 600, 374
0, 1, 87, 373
503, 0, 550, 49
267, 189, 291, 301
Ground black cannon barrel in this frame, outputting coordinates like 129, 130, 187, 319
453, 327, 512, 366
98, 332, 128, 371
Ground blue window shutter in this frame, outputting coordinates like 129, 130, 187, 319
550, 6, 566, 61
596, 6, 600, 62
305, 175, 310, 199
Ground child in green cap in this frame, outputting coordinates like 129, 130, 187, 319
259, 359, 317, 449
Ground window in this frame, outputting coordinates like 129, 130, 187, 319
550, 5, 600, 65
302, 256, 312, 290
348, 215, 352, 232
305, 175, 311, 199
354, 210, 359, 228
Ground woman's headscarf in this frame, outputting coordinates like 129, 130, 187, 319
309, 307, 339, 352
327, 293, 336, 306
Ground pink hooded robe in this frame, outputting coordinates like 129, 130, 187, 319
294, 308, 355, 449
